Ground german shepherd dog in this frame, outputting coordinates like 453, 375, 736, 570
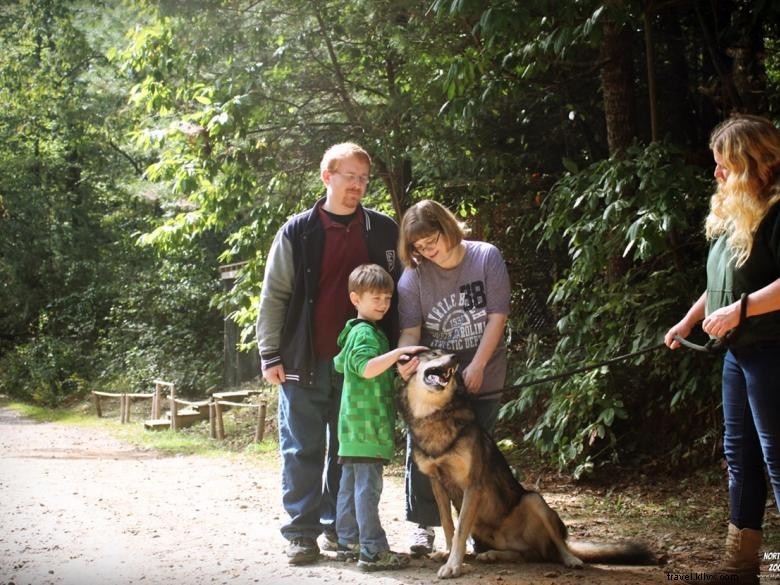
400, 350, 657, 579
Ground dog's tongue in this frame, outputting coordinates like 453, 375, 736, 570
424, 371, 447, 387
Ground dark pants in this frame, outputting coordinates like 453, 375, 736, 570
722, 341, 780, 530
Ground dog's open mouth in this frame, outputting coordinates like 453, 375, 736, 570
422, 366, 456, 390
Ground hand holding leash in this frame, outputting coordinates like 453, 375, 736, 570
702, 293, 748, 338
671, 293, 748, 353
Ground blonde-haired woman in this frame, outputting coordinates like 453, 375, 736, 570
396, 199, 511, 554
665, 115, 780, 583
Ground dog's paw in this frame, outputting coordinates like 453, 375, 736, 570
562, 554, 584, 569
474, 550, 500, 563
475, 549, 522, 563
430, 550, 449, 562
437, 561, 464, 579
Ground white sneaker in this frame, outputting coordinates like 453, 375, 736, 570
409, 525, 434, 555
320, 529, 338, 552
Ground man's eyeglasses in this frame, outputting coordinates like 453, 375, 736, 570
413, 232, 440, 254
333, 171, 370, 186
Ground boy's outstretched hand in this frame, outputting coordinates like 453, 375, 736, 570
396, 346, 428, 381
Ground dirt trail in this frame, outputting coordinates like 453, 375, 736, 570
0, 407, 672, 585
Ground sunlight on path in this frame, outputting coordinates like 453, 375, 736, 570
0, 408, 665, 585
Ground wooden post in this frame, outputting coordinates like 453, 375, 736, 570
120, 394, 127, 423
209, 400, 216, 439
169, 384, 178, 431
254, 402, 267, 443
215, 401, 225, 440
152, 383, 162, 419
125, 395, 132, 423
93, 392, 102, 418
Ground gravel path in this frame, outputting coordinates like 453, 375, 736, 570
0, 407, 668, 585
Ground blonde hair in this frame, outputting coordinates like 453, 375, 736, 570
398, 199, 470, 267
348, 264, 394, 296
320, 143, 371, 173
705, 115, 780, 267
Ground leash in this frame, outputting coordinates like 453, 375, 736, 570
400, 293, 749, 399
672, 292, 748, 353
472, 293, 748, 398
479, 293, 750, 398
476, 341, 666, 400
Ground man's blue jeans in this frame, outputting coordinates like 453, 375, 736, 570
336, 462, 389, 554
722, 341, 780, 530
278, 359, 342, 541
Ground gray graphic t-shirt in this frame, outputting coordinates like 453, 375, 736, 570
398, 240, 511, 396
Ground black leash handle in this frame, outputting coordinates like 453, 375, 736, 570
672, 334, 727, 353
672, 292, 749, 354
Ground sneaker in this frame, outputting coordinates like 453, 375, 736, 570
357, 549, 410, 572
409, 525, 435, 555
336, 542, 360, 562
286, 537, 320, 565
320, 528, 338, 552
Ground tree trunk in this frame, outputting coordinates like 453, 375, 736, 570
376, 156, 412, 220
600, 6, 637, 281
600, 16, 636, 157
643, 6, 658, 142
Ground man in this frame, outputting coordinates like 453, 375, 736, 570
256, 143, 400, 565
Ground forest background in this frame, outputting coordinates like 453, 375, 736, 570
1, 0, 778, 479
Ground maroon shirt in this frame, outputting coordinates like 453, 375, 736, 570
313, 207, 369, 359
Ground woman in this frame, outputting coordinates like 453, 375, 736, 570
396, 199, 511, 554
665, 115, 780, 583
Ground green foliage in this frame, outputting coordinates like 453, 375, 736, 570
95, 246, 223, 397
0, 319, 90, 406
501, 142, 720, 477
1, 0, 778, 476
0, 1, 223, 405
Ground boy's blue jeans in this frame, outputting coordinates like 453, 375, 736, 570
722, 341, 780, 530
336, 461, 389, 554
278, 359, 342, 541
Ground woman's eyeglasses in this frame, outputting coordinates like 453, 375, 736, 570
413, 232, 440, 254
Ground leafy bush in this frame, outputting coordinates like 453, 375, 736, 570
94, 250, 223, 398
501, 142, 722, 477
0, 331, 90, 406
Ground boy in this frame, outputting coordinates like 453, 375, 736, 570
333, 264, 426, 571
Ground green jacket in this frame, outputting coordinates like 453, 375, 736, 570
333, 319, 395, 460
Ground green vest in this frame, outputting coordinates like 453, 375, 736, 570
706, 201, 780, 347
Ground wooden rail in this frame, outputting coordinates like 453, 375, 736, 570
91, 391, 155, 423
91, 381, 169, 424
209, 398, 267, 442
92, 380, 268, 443
91, 391, 121, 419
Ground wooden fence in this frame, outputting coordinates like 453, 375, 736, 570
91, 382, 268, 443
